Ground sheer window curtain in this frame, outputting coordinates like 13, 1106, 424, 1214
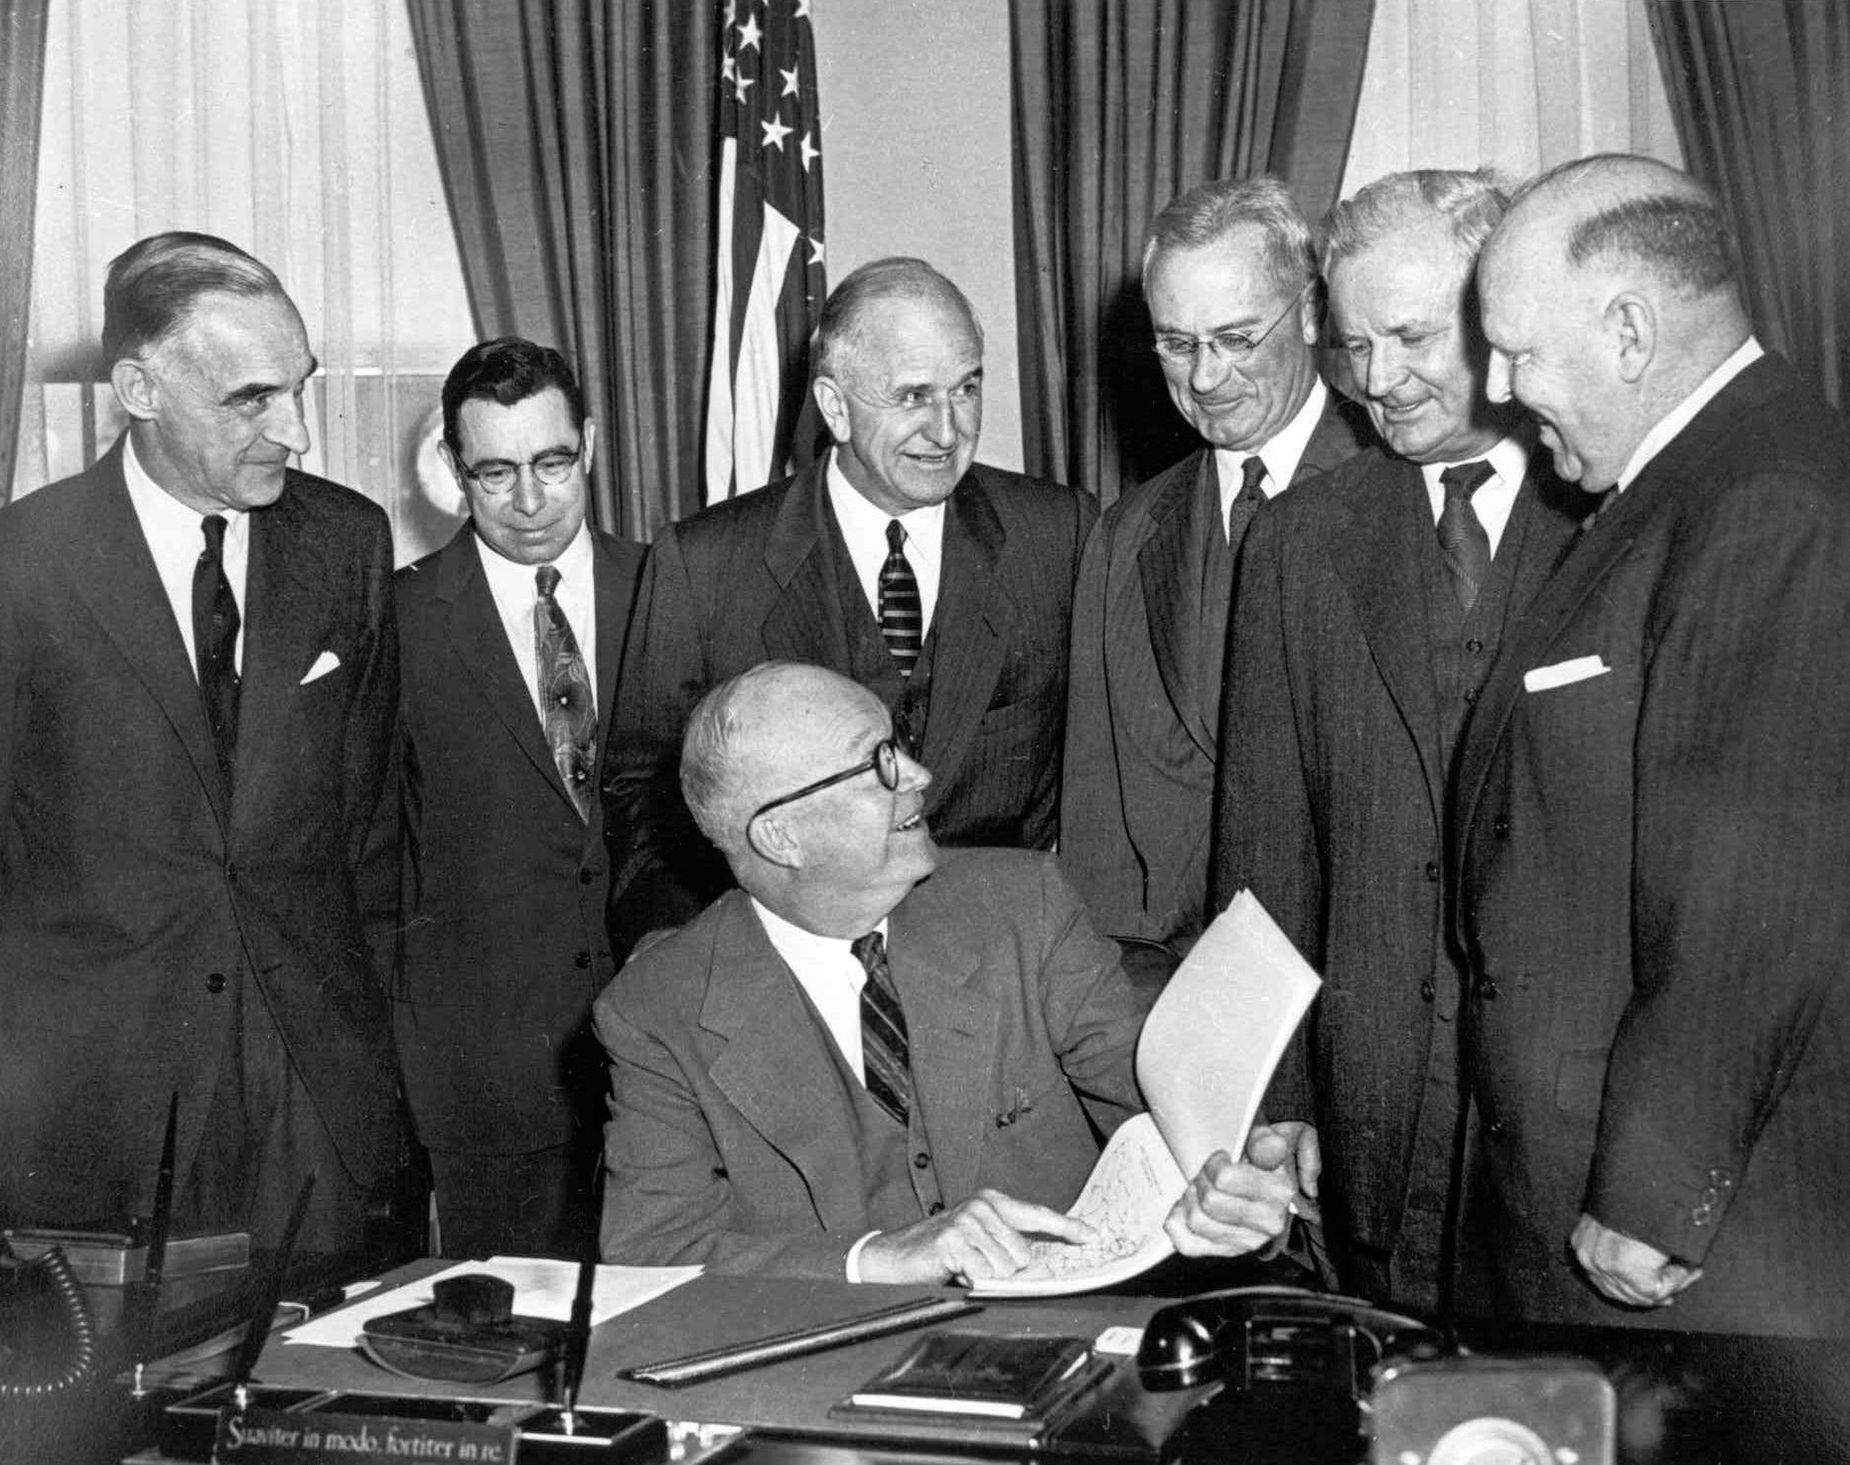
1339, 0, 1682, 191
0, 0, 50, 507
17, 0, 476, 564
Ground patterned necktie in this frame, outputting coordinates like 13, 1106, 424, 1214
534, 565, 597, 821
878, 519, 923, 677
851, 931, 912, 1126
193, 514, 240, 787
1226, 454, 1269, 552
1437, 460, 1496, 614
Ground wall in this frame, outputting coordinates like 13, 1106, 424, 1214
815, 0, 1024, 473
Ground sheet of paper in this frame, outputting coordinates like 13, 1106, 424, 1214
1136, 888, 1322, 1175
972, 889, 1320, 1297
281, 1257, 702, 1349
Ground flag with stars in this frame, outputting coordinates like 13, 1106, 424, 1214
704, 0, 826, 504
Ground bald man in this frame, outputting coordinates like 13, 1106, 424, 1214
1453, 153, 1850, 1335
593, 661, 1310, 1283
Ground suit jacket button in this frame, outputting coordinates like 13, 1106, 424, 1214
1463, 688, 1479, 705
1424, 860, 1440, 883
579, 868, 596, 885
928, 1202, 944, 1215
1477, 977, 1499, 1000
1419, 979, 1436, 1003
1692, 1203, 1713, 1226
1466, 638, 1484, 654
574, 950, 591, 969
205, 972, 227, 994
1493, 816, 1511, 838
913, 1152, 931, 1170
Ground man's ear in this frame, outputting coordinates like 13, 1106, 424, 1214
746, 811, 804, 870
111, 359, 160, 423
812, 375, 852, 445
1608, 292, 1656, 385
436, 438, 468, 493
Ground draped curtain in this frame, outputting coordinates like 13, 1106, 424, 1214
407, 0, 716, 539
1646, 0, 1849, 410
0, 0, 51, 505
1010, 0, 1376, 506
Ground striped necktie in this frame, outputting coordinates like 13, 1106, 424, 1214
852, 931, 911, 1126
878, 519, 923, 677
1437, 460, 1496, 613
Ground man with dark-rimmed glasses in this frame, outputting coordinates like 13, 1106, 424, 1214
1061, 176, 1372, 987
593, 660, 1309, 1284
391, 336, 644, 1257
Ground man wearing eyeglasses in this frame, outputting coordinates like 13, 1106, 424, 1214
1209, 171, 1592, 1316
603, 257, 1094, 963
595, 660, 1307, 1281
391, 337, 643, 1256
1061, 177, 1371, 985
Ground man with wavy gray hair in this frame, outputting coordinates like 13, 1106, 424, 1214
1210, 170, 1592, 1316
1062, 177, 1370, 982
1453, 153, 1850, 1334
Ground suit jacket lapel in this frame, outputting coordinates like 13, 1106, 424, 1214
702, 900, 870, 1232
1138, 451, 1215, 757
432, 526, 580, 814
886, 896, 1000, 1208
917, 471, 1018, 784
67, 446, 230, 832
1338, 458, 1447, 821
761, 462, 853, 667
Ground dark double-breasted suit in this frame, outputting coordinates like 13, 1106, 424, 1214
1450, 355, 1850, 1335
1211, 445, 1587, 1304
602, 461, 1095, 953
595, 849, 1147, 1276
391, 524, 643, 1244
0, 439, 402, 1237
1060, 395, 1371, 953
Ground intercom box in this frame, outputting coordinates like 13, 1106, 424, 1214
1369, 1353, 1616, 1465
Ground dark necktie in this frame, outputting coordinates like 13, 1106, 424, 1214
193, 514, 240, 787
851, 931, 912, 1126
878, 519, 923, 677
534, 565, 597, 821
1437, 460, 1496, 614
1226, 454, 1269, 552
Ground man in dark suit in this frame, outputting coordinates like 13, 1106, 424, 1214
1211, 171, 1591, 1316
0, 232, 407, 1260
596, 660, 1307, 1280
1453, 154, 1850, 1336
392, 339, 643, 1257
1061, 177, 1370, 969
602, 258, 1094, 956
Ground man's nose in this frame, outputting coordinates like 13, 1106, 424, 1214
923, 397, 958, 447
895, 746, 933, 793
510, 465, 548, 515
265, 391, 312, 457
1485, 350, 1514, 404
1364, 342, 1407, 399
1188, 341, 1229, 394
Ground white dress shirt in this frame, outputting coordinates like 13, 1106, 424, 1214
1420, 432, 1532, 560
827, 452, 946, 640
122, 433, 250, 676
475, 522, 599, 721
1212, 376, 1331, 538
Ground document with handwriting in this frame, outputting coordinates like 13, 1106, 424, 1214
971, 889, 1319, 1297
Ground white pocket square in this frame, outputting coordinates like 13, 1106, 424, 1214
1523, 654, 1610, 693
299, 650, 342, 686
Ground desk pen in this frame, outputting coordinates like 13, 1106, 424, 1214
228, 1172, 316, 1412
559, 1165, 604, 1433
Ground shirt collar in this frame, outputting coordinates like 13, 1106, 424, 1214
121, 430, 249, 540
1213, 375, 1329, 497
1616, 337, 1764, 493
1420, 431, 1532, 496
826, 450, 946, 571
751, 894, 888, 968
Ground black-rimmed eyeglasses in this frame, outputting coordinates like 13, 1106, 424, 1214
458, 441, 584, 495
1151, 280, 1312, 368
750, 739, 902, 825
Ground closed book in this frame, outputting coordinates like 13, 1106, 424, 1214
845, 1331, 1098, 1420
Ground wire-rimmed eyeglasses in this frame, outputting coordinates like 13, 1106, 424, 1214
750, 738, 902, 825
458, 440, 584, 495
1151, 280, 1312, 368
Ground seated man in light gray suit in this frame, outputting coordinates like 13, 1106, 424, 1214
594, 660, 1313, 1283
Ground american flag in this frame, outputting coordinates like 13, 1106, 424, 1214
704, 0, 826, 504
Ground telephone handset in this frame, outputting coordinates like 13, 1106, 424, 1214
1136, 1284, 1437, 1395
0, 1240, 101, 1401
